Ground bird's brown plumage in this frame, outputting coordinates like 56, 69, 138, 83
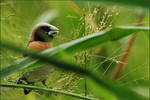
16, 23, 58, 95
28, 41, 52, 52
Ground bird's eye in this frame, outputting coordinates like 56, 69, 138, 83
41, 26, 50, 32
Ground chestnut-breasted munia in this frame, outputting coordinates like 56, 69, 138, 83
16, 23, 59, 95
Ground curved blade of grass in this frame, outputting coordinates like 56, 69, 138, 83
34, 9, 59, 24
0, 83, 97, 100
1, 26, 149, 78
73, 0, 150, 8
0, 40, 148, 100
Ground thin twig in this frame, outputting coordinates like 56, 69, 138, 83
0, 83, 97, 100
112, 13, 145, 80
82, 10, 88, 100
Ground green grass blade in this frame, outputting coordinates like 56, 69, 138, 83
0, 83, 97, 100
0, 40, 148, 100
34, 9, 59, 24
73, 0, 150, 8
1, 26, 149, 78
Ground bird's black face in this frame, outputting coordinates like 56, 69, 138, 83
32, 23, 59, 42
41, 24, 59, 39
41, 26, 51, 32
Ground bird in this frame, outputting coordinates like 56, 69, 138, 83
16, 23, 59, 95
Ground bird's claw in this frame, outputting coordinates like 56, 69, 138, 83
16, 77, 23, 84
45, 86, 53, 96
46, 86, 53, 89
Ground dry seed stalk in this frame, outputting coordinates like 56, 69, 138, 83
112, 13, 145, 80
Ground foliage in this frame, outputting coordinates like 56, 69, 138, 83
0, 0, 149, 100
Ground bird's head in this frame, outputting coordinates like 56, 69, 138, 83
29, 23, 59, 42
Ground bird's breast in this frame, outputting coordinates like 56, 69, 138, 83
28, 41, 52, 51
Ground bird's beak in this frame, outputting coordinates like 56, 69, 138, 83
48, 25, 59, 36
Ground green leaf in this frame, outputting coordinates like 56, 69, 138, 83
0, 26, 149, 100
0, 42, 147, 100
1, 26, 149, 79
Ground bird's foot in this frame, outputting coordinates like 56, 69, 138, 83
46, 86, 53, 89
16, 77, 27, 84
41, 80, 53, 96
45, 86, 53, 96
16, 77, 23, 84
42, 80, 53, 89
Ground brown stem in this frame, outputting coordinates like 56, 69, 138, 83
112, 13, 145, 80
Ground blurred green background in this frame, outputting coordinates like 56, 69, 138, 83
0, 0, 149, 100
